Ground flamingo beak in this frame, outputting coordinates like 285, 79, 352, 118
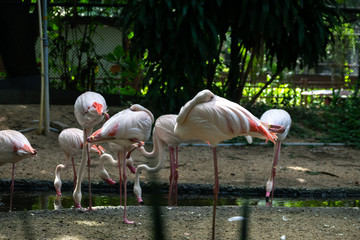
269, 124, 286, 134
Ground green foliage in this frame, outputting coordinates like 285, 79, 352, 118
120, 0, 223, 115
120, 0, 342, 116
47, 6, 101, 91
100, 45, 143, 96
321, 97, 360, 147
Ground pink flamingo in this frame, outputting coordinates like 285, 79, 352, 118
98, 142, 136, 186
0, 130, 37, 212
260, 109, 291, 204
87, 104, 154, 224
54, 128, 106, 197
73, 91, 109, 210
174, 89, 280, 240
133, 114, 199, 206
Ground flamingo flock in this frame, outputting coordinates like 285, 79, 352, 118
0, 89, 291, 238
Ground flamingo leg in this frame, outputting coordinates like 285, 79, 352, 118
270, 141, 282, 204
266, 140, 282, 206
71, 157, 77, 191
9, 163, 15, 212
174, 146, 179, 206
118, 152, 123, 206
122, 148, 134, 224
211, 147, 219, 240
86, 132, 93, 210
168, 146, 175, 206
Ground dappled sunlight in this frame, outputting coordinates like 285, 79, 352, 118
296, 178, 306, 183
74, 220, 105, 227
287, 166, 310, 172
53, 235, 85, 240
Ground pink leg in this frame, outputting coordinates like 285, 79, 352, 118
270, 141, 282, 204
266, 141, 282, 205
71, 157, 77, 191
174, 146, 179, 206
118, 152, 123, 206
168, 146, 175, 206
9, 163, 15, 212
212, 147, 219, 240
122, 148, 134, 224
86, 136, 93, 211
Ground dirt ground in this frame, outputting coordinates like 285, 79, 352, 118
0, 104, 360, 240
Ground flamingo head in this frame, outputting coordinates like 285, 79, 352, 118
16, 144, 37, 156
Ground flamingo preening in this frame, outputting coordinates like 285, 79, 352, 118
0, 130, 37, 212
174, 89, 280, 240
54, 128, 105, 197
72, 91, 109, 210
87, 104, 154, 224
133, 114, 199, 206
260, 109, 291, 204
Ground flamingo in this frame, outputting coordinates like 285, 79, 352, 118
0, 130, 37, 212
98, 142, 136, 186
174, 89, 280, 240
133, 114, 199, 206
73, 91, 109, 210
260, 109, 291, 204
87, 104, 154, 224
54, 128, 106, 197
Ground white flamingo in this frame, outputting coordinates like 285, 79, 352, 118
87, 104, 154, 224
260, 109, 291, 204
133, 114, 199, 206
73, 91, 109, 210
54, 128, 105, 196
174, 89, 280, 240
0, 130, 37, 212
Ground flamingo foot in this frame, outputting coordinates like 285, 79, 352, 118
103, 178, 116, 185
56, 189, 62, 196
137, 196, 144, 205
123, 218, 135, 224
265, 191, 271, 203
74, 201, 82, 209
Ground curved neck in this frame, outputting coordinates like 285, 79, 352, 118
137, 131, 162, 158
100, 153, 118, 168
134, 138, 166, 186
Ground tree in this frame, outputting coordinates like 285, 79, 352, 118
229, 0, 342, 106
120, 0, 223, 116
120, 0, 342, 115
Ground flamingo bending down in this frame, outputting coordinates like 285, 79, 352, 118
73, 91, 109, 210
54, 128, 106, 196
87, 104, 154, 224
174, 89, 279, 240
98, 142, 136, 186
0, 130, 37, 212
133, 114, 199, 206
260, 109, 291, 204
